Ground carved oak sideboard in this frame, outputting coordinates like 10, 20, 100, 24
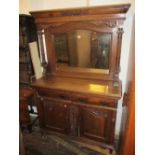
30, 4, 130, 153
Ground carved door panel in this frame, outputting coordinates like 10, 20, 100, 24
69, 105, 79, 136
43, 97, 69, 134
35, 96, 45, 128
80, 106, 116, 144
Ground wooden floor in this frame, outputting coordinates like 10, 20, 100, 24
22, 115, 116, 155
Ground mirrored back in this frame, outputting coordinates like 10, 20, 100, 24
31, 4, 130, 80
54, 30, 111, 71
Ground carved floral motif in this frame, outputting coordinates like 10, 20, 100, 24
46, 20, 124, 29
90, 20, 118, 28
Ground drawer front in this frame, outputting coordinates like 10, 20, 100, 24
36, 88, 117, 108
71, 96, 117, 108
37, 89, 70, 100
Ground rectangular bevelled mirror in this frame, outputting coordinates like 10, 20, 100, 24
53, 30, 111, 73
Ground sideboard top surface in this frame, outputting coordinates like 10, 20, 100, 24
31, 76, 121, 99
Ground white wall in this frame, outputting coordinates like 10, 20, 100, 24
29, 0, 132, 10
116, 1, 135, 138
19, 0, 135, 138
29, 0, 87, 10
88, 0, 131, 6
19, 0, 31, 14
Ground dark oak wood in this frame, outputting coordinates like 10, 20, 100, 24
30, 4, 130, 81
31, 76, 121, 150
19, 86, 39, 132
19, 98, 30, 125
42, 97, 69, 134
30, 4, 130, 25
80, 106, 116, 144
30, 4, 130, 152
19, 87, 34, 127
31, 76, 122, 99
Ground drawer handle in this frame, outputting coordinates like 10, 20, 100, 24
59, 95, 69, 100
78, 98, 87, 103
100, 102, 108, 106
64, 104, 67, 108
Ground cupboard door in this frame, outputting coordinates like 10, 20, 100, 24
43, 98, 69, 134
80, 106, 116, 144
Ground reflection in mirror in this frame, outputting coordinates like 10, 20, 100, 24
54, 30, 111, 70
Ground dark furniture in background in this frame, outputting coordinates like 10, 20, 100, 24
19, 15, 39, 131
19, 87, 34, 130
19, 14, 38, 86
30, 4, 130, 154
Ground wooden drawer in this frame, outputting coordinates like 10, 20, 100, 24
37, 88, 70, 99
70, 96, 117, 108
36, 88, 117, 108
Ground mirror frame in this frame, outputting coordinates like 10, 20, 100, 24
31, 4, 130, 81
